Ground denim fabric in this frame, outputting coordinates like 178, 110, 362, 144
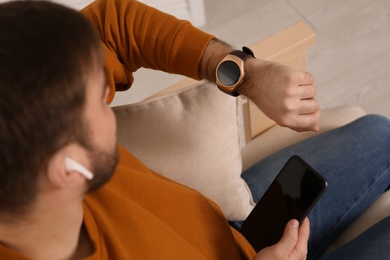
233, 115, 390, 259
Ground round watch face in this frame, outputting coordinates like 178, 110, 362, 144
217, 60, 241, 86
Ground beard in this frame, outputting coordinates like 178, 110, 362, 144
85, 143, 119, 193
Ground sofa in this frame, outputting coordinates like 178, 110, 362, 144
112, 21, 390, 254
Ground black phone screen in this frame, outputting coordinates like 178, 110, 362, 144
241, 155, 327, 252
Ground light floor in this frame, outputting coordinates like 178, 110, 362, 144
112, 0, 390, 119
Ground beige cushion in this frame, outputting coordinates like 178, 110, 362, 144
113, 81, 255, 221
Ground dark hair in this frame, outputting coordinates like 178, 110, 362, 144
0, 1, 103, 215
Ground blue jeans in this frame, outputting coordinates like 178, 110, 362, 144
232, 115, 390, 259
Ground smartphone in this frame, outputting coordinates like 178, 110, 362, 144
241, 155, 327, 252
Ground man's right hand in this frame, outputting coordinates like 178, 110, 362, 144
253, 218, 310, 260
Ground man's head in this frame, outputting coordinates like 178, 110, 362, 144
0, 1, 118, 217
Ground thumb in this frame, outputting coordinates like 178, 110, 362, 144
277, 219, 300, 255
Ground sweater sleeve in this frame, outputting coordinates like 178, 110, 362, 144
81, 0, 215, 103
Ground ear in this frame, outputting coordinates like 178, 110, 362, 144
46, 145, 90, 189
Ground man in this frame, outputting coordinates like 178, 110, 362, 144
0, 0, 389, 259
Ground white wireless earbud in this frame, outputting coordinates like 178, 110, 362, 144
64, 157, 94, 180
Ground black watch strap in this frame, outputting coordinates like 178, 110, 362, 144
228, 47, 255, 96
230, 46, 255, 60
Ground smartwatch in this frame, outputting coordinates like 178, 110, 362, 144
215, 46, 255, 96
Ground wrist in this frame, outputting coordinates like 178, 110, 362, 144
234, 56, 258, 96
215, 47, 255, 96
199, 40, 259, 97
199, 39, 233, 82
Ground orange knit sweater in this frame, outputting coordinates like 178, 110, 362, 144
0, 0, 256, 259
0, 147, 254, 259
82, 0, 215, 104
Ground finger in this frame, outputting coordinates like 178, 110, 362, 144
293, 110, 321, 132
295, 218, 310, 254
299, 71, 314, 85
286, 218, 310, 260
297, 99, 320, 115
297, 85, 317, 99
277, 219, 300, 256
